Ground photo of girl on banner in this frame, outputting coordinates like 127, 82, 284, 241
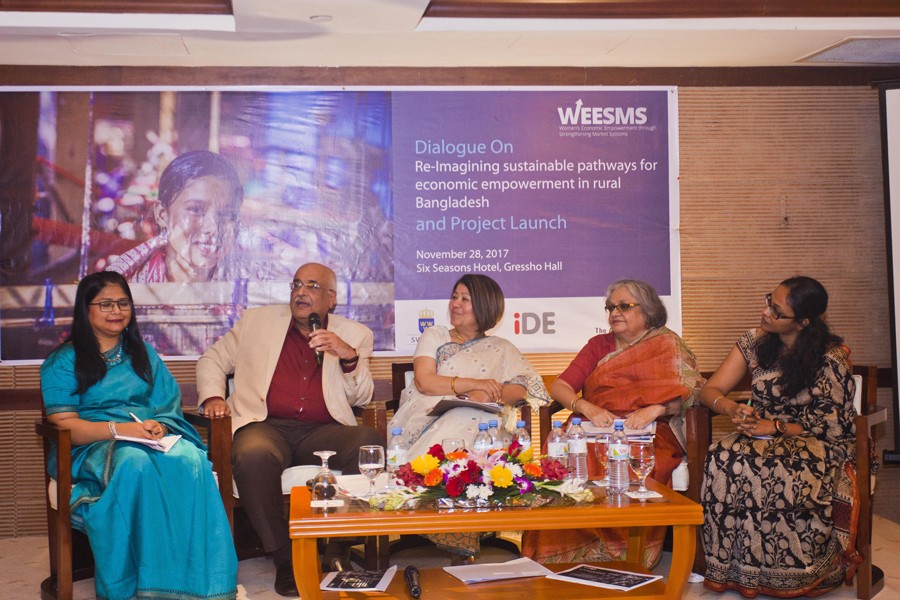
0, 90, 395, 360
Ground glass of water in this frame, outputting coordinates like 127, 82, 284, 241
358, 445, 385, 498
629, 439, 656, 498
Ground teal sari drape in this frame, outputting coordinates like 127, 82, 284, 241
41, 342, 237, 600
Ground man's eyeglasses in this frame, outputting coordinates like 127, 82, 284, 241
90, 299, 132, 312
289, 280, 325, 293
764, 293, 795, 320
605, 302, 641, 314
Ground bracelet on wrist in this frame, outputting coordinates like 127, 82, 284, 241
571, 398, 582, 413
712, 396, 724, 412
450, 376, 459, 395
108, 421, 118, 439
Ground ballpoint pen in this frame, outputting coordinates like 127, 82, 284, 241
742, 398, 753, 422
130, 412, 163, 442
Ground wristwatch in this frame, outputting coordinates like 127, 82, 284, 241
772, 418, 787, 437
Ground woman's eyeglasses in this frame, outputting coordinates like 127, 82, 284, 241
605, 302, 640, 314
764, 293, 795, 320
90, 299, 132, 312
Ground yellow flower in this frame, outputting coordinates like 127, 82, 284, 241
411, 453, 440, 476
489, 464, 514, 488
516, 446, 534, 463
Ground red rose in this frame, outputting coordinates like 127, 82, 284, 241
458, 460, 482, 484
427, 444, 446, 462
446, 476, 465, 497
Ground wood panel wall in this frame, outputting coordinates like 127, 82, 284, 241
1, 72, 893, 537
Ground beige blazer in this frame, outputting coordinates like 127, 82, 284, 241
196, 305, 375, 433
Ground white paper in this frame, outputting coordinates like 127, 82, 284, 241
114, 433, 181, 453
443, 557, 554, 584
582, 421, 656, 438
335, 473, 389, 498
546, 564, 661, 591
320, 565, 397, 591
624, 489, 663, 499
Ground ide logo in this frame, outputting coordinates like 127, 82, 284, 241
513, 312, 556, 335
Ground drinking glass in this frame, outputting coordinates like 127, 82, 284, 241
358, 445, 385, 498
592, 436, 609, 486
442, 438, 465, 453
311, 450, 338, 510
629, 440, 656, 498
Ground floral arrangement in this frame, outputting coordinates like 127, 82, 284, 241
369, 440, 594, 511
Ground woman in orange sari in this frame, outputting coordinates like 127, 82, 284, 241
522, 279, 702, 567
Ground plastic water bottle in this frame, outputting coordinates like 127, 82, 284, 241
514, 420, 532, 451
547, 420, 567, 462
608, 418, 630, 494
487, 419, 502, 450
386, 427, 407, 489
473, 423, 492, 454
567, 417, 589, 483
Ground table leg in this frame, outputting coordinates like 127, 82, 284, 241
663, 523, 696, 599
626, 525, 646, 563
292, 537, 322, 600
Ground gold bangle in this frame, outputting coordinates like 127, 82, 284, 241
450, 376, 459, 395
571, 398, 582, 413
712, 396, 724, 412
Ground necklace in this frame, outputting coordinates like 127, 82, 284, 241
451, 328, 469, 343
102, 338, 125, 367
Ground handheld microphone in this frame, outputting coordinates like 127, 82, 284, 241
308, 312, 323, 365
404, 565, 421, 599
329, 556, 348, 573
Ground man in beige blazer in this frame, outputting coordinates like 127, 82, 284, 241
196, 262, 381, 597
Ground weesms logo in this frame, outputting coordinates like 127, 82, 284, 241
513, 311, 556, 335
558, 99, 647, 126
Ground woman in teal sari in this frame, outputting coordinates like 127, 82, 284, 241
41, 271, 237, 600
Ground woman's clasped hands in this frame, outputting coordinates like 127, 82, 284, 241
466, 378, 504, 404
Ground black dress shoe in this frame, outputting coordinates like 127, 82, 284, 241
274, 560, 299, 597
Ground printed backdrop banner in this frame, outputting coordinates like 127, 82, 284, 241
392, 88, 680, 353
0, 87, 679, 362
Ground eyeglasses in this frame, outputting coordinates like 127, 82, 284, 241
289, 280, 325, 293
90, 299, 132, 312
764, 293, 795, 320
605, 302, 641, 314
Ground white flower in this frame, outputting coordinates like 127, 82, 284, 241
466, 484, 492, 500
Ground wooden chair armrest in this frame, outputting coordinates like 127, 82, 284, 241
683, 404, 711, 505
183, 409, 234, 531
354, 401, 390, 440
538, 400, 565, 449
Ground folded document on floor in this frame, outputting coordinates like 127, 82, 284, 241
444, 557, 554, 583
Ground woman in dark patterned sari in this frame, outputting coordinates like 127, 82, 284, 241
699, 276, 858, 597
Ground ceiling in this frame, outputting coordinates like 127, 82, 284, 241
0, 0, 899, 69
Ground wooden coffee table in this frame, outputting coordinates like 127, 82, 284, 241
289, 480, 702, 599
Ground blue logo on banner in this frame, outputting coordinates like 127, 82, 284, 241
418, 308, 435, 333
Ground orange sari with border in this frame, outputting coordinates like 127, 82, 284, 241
522, 327, 702, 567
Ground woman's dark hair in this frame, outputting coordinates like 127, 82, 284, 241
606, 279, 668, 329
451, 274, 505, 335
65, 271, 152, 394
757, 276, 843, 397
157, 150, 243, 210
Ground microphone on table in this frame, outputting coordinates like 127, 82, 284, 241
330, 556, 348, 573
404, 565, 422, 599
308, 312, 323, 365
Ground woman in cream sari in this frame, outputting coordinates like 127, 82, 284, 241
390, 273, 549, 460
522, 279, 702, 568
389, 274, 549, 557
